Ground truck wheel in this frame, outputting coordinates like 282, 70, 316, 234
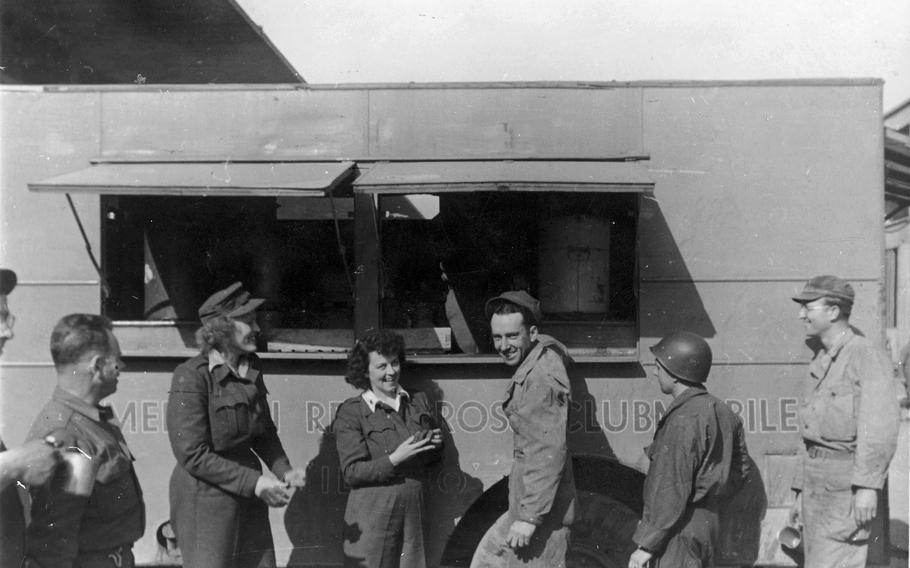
567, 489, 640, 568
468, 490, 639, 568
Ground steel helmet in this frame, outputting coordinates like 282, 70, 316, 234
650, 331, 712, 383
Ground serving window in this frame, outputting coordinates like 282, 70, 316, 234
30, 159, 650, 359
29, 161, 360, 356
353, 161, 652, 360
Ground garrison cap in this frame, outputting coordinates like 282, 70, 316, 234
0, 269, 17, 296
198, 282, 264, 323
791, 275, 855, 304
484, 290, 543, 325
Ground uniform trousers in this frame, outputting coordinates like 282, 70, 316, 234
471, 512, 569, 568
801, 452, 869, 568
170, 467, 276, 568
343, 477, 427, 568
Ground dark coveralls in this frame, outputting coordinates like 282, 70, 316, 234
1, 437, 26, 568
473, 335, 576, 568
333, 390, 440, 568
794, 329, 899, 567
167, 352, 292, 568
632, 388, 751, 568
25, 387, 146, 568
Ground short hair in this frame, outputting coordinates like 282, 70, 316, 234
488, 299, 538, 329
50, 314, 114, 369
345, 329, 406, 390
823, 297, 853, 319
194, 315, 237, 356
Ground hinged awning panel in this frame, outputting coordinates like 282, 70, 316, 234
353, 161, 654, 194
29, 162, 356, 196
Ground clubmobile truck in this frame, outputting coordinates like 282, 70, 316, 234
0, 79, 896, 567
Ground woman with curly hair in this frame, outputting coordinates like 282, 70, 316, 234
334, 329, 442, 568
166, 282, 307, 568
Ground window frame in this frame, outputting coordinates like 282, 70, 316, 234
352, 160, 651, 362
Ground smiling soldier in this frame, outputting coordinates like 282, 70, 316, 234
790, 275, 899, 567
472, 291, 575, 568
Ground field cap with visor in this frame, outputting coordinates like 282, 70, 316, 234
198, 282, 265, 324
791, 275, 855, 305
484, 290, 543, 326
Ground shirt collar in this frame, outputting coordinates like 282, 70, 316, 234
656, 387, 709, 429
824, 327, 855, 358
51, 386, 115, 423
361, 388, 410, 413
208, 349, 251, 378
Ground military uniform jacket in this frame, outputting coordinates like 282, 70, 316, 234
334, 390, 440, 487
793, 329, 899, 490
632, 388, 751, 553
0, 437, 26, 568
505, 335, 576, 527
167, 352, 291, 497
26, 387, 146, 567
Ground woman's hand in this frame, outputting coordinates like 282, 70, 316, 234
284, 468, 307, 488
254, 476, 291, 507
389, 434, 435, 466
428, 428, 443, 448
628, 547, 652, 568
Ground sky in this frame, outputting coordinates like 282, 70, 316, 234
237, 0, 910, 113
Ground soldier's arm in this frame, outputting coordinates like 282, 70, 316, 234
851, 345, 900, 489
513, 371, 570, 524
632, 418, 700, 553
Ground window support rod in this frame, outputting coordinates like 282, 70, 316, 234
65, 194, 110, 299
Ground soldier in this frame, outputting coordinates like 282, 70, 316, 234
25, 313, 145, 568
789, 275, 900, 567
629, 331, 752, 568
472, 291, 575, 568
0, 268, 62, 568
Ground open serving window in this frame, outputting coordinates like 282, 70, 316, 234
30, 161, 359, 356
31, 159, 651, 360
353, 161, 653, 360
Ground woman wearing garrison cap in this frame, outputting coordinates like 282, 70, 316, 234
166, 282, 307, 568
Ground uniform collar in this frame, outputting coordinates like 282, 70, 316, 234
510, 334, 571, 387
362, 388, 410, 413
656, 387, 709, 428
208, 349, 252, 383
51, 386, 115, 423
823, 327, 854, 358
808, 327, 855, 383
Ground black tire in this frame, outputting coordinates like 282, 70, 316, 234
442, 456, 644, 568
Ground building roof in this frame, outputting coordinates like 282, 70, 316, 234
0, 0, 302, 84
886, 97, 910, 134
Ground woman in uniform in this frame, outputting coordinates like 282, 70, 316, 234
334, 329, 443, 568
166, 282, 307, 568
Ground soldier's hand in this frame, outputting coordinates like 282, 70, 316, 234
11, 439, 63, 486
628, 547, 653, 568
254, 476, 291, 507
853, 487, 877, 527
428, 428, 443, 448
505, 520, 535, 549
